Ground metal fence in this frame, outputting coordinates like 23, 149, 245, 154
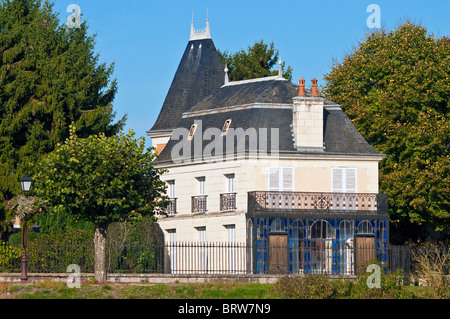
0, 241, 411, 275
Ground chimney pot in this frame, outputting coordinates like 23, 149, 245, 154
298, 78, 305, 96
311, 78, 318, 97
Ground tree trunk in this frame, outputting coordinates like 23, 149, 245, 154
94, 223, 108, 282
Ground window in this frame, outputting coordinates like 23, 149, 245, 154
196, 176, 206, 195
168, 229, 176, 242
167, 180, 175, 198
167, 229, 177, 273
357, 221, 373, 234
268, 167, 294, 191
188, 124, 198, 139
197, 226, 207, 273
225, 174, 235, 193
221, 119, 232, 135
332, 168, 357, 193
225, 225, 235, 242
270, 219, 285, 233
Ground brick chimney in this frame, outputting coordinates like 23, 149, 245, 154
292, 77, 325, 151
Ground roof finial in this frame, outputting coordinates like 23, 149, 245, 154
224, 64, 229, 84
205, 8, 210, 38
278, 59, 283, 78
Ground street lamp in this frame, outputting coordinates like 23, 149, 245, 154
20, 174, 32, 194
19, 174, 32, 281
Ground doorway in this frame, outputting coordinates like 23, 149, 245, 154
354, 235, 376, 274
268, 234, 288, 274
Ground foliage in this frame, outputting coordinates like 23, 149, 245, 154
33, 207, 94, 233
322, 21, 450, 237
274, 269, 415, 299
33, 126, 168, 227
274, 274, 335, 299
6, 229, 95, 273
219, 39, 293, 81
0, 242, 22, 272
410, 241, 450, 299
0, 0, 125, 230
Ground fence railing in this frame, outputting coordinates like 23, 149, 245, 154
248, 191, 389, 215
0, 241, 411, 275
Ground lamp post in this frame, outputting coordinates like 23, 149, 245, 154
19, 174, 32, 281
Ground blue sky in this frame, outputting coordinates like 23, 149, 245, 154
50, 0, 450, 149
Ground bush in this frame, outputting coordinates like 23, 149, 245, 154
410, 241, 450, 299
0, 243, 22, 272
274, 275, 336, 299
275, 268, 416, 299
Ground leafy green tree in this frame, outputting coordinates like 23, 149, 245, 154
34, 127, 168, 282
0, 0, 125, 232
219, 39, 293, 81
322, 21, 449, 240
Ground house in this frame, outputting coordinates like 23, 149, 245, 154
146, 18, 389, 275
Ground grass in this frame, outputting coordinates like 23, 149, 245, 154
0, 281, 279, 299
0, 280, 444, 300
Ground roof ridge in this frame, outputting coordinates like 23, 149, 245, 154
221, 75, 286, 87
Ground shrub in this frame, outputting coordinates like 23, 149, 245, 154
274, 275, 335, 299
0, 243, 22, 272
410, 241, 450, 299
275, 268, 416, 299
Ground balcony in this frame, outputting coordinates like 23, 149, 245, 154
220, 193, 237, 212
166, 198, 177, 217
192, 195, 207, 214
248, 191, 388, 218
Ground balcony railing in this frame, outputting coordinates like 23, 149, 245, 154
220, 193, 237, 212
167, 198, 177, 216
192, 195, 207, 214
248, 191, 388, 216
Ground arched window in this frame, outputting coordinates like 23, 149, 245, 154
270, 219, 285, 233
357, 220, 373, 234
339, 221, 354, 241
309, 220, 334, 274
310, 220, 333, 239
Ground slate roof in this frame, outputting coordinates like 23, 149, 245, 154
155, 78, 382, 164
188, 77, 335, 113
148, 38, 225, 133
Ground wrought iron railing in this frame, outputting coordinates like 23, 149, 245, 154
166, 198, 177, 216
1, 241, 411, 275
220, 193, 237, 212
248, 191, 388, 215
191, 195, 207, 214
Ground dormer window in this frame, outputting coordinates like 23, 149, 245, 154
188, 124, 197, 139
221, 119, 232, 135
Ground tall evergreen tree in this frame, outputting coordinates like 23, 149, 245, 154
219, 40, 293, 81
0, 0, 125, 231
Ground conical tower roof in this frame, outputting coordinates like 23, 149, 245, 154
148, 19, 225, 133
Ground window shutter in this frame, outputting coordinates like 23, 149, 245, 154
269, 167, 279, 191
345, 168, 357, 193
332, 169, 343, 192
282, 167, 293, 191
